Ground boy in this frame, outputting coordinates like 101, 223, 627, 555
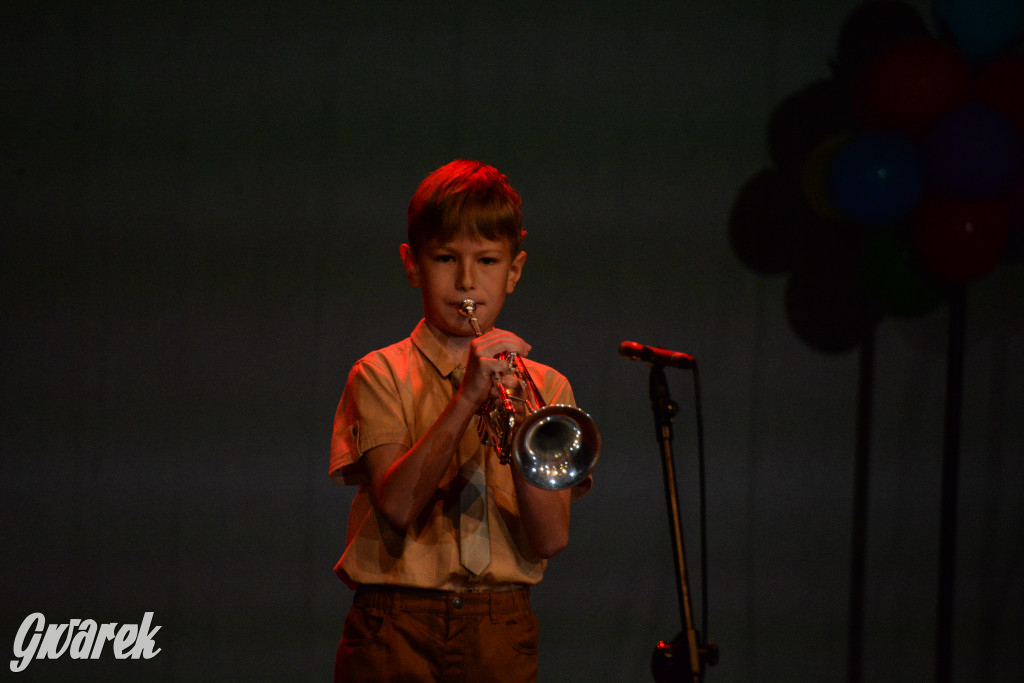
329, 160, 591, 682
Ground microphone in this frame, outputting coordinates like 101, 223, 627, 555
619, 341, 695, 369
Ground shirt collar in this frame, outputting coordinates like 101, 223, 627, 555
410, 319, 461, 381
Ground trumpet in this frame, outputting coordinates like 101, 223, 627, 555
458, 299, 601, 491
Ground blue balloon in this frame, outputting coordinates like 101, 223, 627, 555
933, 0, 1024, 62
827, 130, 923, 226
923, 103, 1023, 199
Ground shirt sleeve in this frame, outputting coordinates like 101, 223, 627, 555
525, 360, 575, 408
329, 356, 413, 486
546, 372, 576, 408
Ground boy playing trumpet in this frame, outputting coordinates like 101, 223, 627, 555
330, 159, 591, 681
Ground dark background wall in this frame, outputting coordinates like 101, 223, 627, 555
2, 2, 1021, 681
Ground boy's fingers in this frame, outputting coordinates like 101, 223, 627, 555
474, 335, 530, 358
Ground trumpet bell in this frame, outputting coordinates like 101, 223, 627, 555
512, 404, 602, 491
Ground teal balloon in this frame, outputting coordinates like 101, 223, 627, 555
828, 130, 923, 226
933, 0, 1024, 61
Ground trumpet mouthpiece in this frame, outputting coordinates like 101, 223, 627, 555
459, 299, 484, 336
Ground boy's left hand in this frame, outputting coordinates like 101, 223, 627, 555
460, 329, 531, 404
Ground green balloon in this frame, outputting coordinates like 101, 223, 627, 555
860, 227, 946, 317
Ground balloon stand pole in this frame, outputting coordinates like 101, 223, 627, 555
847, 326, 876, 683
647, 365, 718, 682
936, 285, 966, 683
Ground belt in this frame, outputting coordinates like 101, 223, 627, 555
353, 584, 530, 616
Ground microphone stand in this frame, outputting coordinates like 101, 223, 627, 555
647, 363, 719, 682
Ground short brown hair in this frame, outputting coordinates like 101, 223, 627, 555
407, 160, 524, 255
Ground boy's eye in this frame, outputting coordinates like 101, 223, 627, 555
479, 257, 499, 265
434, 254, 455, 263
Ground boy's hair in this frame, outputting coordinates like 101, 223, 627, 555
407, 160, 525, 256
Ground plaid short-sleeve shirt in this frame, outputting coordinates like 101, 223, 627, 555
330, 320, 578, 591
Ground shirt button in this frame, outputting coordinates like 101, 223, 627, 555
452, 596, 463, 609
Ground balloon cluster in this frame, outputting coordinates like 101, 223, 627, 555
730, 0, 1024, 353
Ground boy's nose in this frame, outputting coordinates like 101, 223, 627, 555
456, 263, 474, 289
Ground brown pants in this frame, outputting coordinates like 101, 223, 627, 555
335, 585, 538, 682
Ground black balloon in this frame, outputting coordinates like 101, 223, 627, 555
767, 80, 855, 178
785, 260, 880, 354
832, 0, 930, 84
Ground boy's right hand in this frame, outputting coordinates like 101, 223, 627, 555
458, 329, 532, 406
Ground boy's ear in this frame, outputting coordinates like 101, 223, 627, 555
400, 244, 421, 288
506, 250, 527, 294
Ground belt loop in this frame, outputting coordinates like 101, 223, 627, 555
390, 590, 400, 620
489, 592, 499, 624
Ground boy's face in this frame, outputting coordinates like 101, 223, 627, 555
401, 235, 526, 340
